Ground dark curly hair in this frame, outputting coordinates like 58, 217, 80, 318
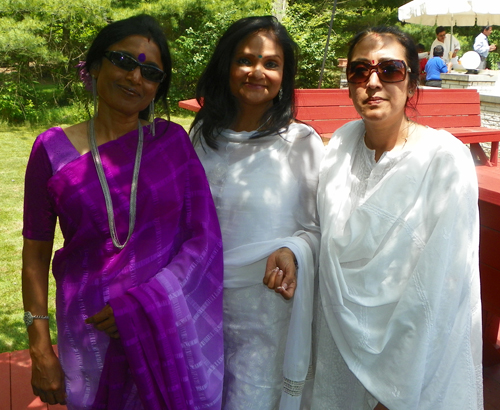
191, 16, 299, 149
84, 14, 172, 121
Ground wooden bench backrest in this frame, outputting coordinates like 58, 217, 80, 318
178, 88, 482, 137
295, 88, 482, 137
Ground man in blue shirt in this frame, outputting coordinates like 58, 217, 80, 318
425, 45, 451, 87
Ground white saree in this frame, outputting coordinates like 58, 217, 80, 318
194, 123, 324, 410
315, 120, 482, 410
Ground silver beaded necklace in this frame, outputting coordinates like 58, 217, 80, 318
88, 117, 143, 249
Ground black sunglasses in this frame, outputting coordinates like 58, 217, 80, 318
104, 51, 166, 83
347, 60, 410, 84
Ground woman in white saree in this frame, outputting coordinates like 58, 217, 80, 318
190, 16, 324, 410
313, 26, 482, 410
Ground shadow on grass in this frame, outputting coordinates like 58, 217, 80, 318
0, 312, 58, 354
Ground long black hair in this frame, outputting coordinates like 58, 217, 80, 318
84, 14, 172, 121
347, 26, 420, 112
191, 16, 299, 149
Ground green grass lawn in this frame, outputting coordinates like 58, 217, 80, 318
0, 112, 194, 353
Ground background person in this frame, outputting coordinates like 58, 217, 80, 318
474, 25, 497, 69
425, 45, 451, 87
313, 26, 482, 410
430, 25, 460, 64
22, 14, 224, 410
416, 43, 428, 84
190, 15, 324, 410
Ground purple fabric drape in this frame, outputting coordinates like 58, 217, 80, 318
23, 119, 224, 410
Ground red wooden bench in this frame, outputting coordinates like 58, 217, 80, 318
297, 88, 500, 166
179, 88, 499, 166
477, 165, 500, 366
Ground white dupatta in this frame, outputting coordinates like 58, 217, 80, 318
224, 234, 316, 409
317, 121, 482, 409
194, 123, 324, 409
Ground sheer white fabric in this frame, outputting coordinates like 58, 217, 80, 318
315, 120, 482, 409
194, 123, 324, 410
312, 302, 375, 410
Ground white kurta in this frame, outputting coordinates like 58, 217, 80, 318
194, 123, 325, 410
314, 120, 482, 410
430, 34, 460, 63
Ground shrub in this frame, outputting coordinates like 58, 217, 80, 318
0, 80, 41, 124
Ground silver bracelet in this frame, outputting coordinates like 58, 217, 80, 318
23, 311, 49, 328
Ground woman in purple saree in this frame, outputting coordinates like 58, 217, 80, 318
22, 15, 223, 410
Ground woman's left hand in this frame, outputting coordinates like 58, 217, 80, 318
263, 247, 297, 300
85, 304, 120, 339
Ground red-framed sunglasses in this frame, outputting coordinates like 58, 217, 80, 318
347, 60, 411, 84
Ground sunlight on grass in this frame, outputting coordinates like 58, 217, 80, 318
0, 125, 61, 351
0, 112, 194, 353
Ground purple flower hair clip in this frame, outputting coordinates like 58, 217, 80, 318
76, 61, 93, 92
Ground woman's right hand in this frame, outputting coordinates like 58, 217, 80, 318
263, 247, 298, 300
30, 348, 67, 405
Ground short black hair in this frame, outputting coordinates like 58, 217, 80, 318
436, 26, 446, 35
85, 14, 172, 120
433, 45, 444, 57
482, 25, 492, 33
191, 16, 299, 150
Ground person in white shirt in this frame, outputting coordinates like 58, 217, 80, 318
430, 26, 460, 64
474, 26, 497, 69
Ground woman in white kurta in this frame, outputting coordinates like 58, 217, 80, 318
190, 16, 324, 410
313, 26, 482, 410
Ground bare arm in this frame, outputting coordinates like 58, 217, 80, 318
22, 238, 66, 405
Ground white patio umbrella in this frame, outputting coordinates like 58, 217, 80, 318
398, 0, 500, 27
399, 0, 500, 62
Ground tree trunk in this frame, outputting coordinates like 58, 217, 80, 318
272, 0, 287, 22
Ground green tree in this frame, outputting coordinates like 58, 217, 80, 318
168, 0, 270, 103
0, 0, 273, 121
5, 0, 494, 123
0, 0, 112, 122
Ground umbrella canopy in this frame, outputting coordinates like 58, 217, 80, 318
398, 0, 500, 27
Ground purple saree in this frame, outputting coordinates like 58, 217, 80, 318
23, 119, 224, 410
